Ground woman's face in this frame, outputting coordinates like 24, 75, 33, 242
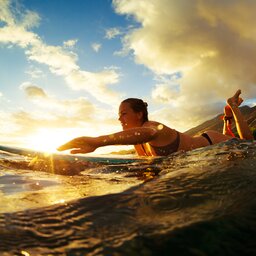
118, 102, 143, 130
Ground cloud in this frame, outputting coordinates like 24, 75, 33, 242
0, 0, 121, 104
0, 0, 40, 27
66, 69, 121, 101
0, 0, 40, 47
19, 82, 96, 121
2, 79, 120, 146
105, 27, 122, 39
25, 66, 44, 78
0, 25, 40, 47
0, 82, 118, 147
20, 10, 40, 29
20, 82, 48, 98
151, 74, 181, 104
91, 42, 101, 52
152, 85, 178, 104
63, 39, 78, 48
0, 110, 19, 136
26, 42, 79, 75
113, 0, 256, 127
25, 42, 121, 103
0, 83, 100, 144
0, 0, 14, 25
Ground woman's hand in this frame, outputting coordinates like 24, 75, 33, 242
57, 137, 98, 154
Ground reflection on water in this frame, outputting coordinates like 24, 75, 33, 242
0, 139, 256, 255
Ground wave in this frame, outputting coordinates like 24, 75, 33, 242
0, 139, 256, 255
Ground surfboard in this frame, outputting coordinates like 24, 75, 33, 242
0, 145, 147, 164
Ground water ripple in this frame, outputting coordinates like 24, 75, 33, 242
0, 139, 255, 255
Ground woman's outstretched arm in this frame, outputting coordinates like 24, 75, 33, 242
57, 127, 158, 154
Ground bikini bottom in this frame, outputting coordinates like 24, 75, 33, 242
201, 132, 213, 145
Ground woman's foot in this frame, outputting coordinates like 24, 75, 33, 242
226, 89, 253, 140
224, 89, 243, 119
227, 89, 243, 108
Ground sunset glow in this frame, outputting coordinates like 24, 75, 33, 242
0, 0, 255, 152
23, 129, 74, 153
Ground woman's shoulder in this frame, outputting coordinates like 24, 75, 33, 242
143, 121, 175, 133
143, 120, 162, 127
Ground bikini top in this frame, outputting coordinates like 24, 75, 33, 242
141, 131, 180, 156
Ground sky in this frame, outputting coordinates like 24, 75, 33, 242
0, 0, 256, 153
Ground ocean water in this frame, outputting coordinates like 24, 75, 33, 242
0, 139, 256, 255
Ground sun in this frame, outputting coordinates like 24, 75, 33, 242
22, 127, 133, 155
24, 128, 74, 153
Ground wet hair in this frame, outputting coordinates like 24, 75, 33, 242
121, 98, 148, 122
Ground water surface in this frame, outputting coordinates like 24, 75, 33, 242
0, 139, 255, 255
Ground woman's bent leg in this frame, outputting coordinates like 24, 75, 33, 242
227, 89, 253, 140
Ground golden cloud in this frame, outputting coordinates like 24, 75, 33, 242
114, 0, 256, 128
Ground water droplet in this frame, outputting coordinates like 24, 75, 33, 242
157, 124, 164, 130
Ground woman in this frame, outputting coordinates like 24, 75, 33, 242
57, 90, 253, 156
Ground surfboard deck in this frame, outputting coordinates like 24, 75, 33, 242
0, 145, 148, 164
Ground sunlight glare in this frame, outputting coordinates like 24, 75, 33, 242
24, 129, 74, 153
23, 127, 134, 155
